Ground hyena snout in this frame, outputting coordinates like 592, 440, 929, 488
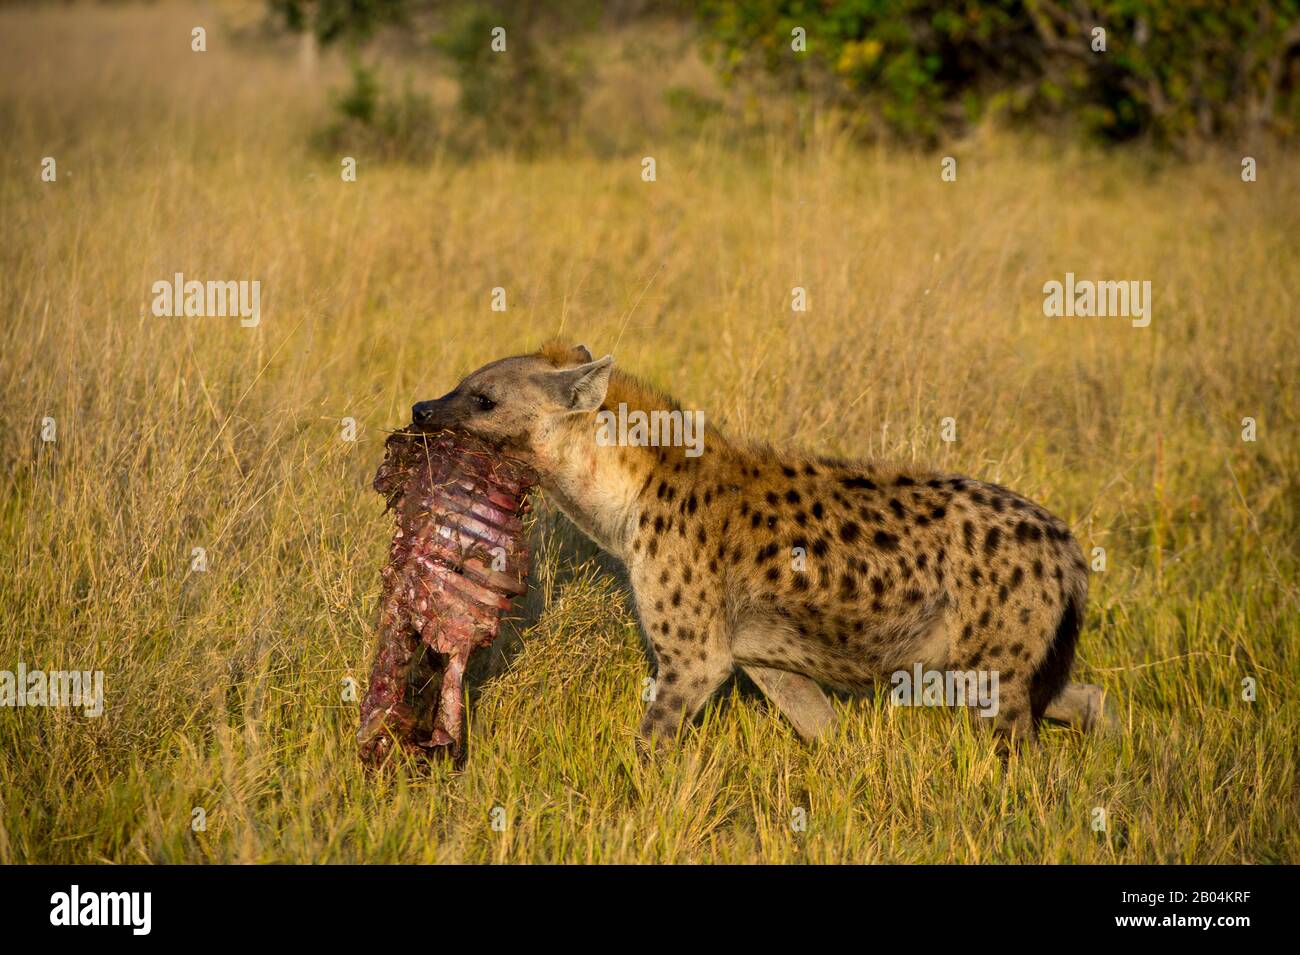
411, 394, 454, 427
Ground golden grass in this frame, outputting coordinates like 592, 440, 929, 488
1, 3, 1297, 863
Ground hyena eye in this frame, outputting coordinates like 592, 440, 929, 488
471, 393, 496, 412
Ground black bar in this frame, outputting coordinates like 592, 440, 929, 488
0, 864, 1282, 941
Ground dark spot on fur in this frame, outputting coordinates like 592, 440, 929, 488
842, 476, 878, 492
873, 530, 899, 549
1015, 521, 1043, 543
840, 521, 861, 543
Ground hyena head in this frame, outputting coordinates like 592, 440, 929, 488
411, 344, 613, 457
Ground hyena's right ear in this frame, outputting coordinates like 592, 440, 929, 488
544, 355, 614, 413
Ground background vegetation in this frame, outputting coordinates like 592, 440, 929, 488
274, 0, 1300, 153
0, 2, 1296, 863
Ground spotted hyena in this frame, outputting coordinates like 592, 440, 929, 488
410, 343, 1108, 750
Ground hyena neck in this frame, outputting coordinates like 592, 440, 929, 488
532, 368, 718, 560
533, 413, 659, 559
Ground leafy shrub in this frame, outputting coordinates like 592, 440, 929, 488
314, 60, 442, 161
696, 0, 1300, 148
275, 0, 592, 156
435, 4, 587, 155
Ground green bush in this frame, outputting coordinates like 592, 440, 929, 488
314, 60, 442, 161
696, 0, 1300, 147
435, 4, 587, 155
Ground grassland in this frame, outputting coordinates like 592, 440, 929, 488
1, 3, 1297, 864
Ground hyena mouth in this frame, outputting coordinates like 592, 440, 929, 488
357, 427, 537, 767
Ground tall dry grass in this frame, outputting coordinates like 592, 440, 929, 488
0, 3, 1297, 863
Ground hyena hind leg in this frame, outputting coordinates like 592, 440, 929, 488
991, 678, 1036, 749
741, 665, 838, 742
1041, 683, 1117, 734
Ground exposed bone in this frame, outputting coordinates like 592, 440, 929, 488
357, 428, 537, 767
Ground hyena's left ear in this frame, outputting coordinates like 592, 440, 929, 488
546, 355, 613, 413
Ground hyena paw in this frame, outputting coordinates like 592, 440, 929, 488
635, 707, 683, 759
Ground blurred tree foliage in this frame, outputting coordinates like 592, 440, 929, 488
271, 0, 410, 45
696, 0, 1300, 147
271, 1, 1300, 151
271, 0, 600, 154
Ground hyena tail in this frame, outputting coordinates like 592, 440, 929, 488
1029, 580, 1086, 722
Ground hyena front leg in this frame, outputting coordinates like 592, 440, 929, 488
635, 603, 734, 752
